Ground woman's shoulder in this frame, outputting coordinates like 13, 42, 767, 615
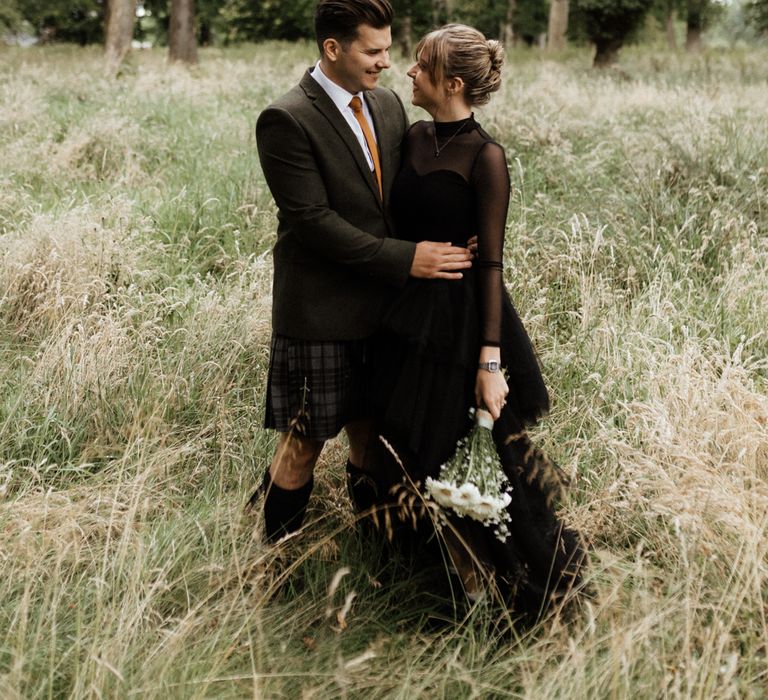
402, 120, 432, 148
468, 124, 506, 164
472, 122, 503, 149
406, 120, 431, 136
467, 124, 509, 184
455, 119, 503, 162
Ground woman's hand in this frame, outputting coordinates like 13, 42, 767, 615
475, 369, 509, 421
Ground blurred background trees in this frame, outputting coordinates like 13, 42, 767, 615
1, 0, 105, 44
747, 0, 768, 32
105, 0, 136, 72
547, 0, 569, 50
570, 0, 654, 65
168, 0, 197, 61
1, 0, 766, 67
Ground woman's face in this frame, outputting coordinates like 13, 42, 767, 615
406, 56, 446, 113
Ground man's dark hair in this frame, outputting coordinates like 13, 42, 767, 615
314, 0, 394, 52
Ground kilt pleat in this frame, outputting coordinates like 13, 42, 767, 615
264, 335, 371, 441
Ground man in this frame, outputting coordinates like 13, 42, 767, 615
253, 0, 471, 541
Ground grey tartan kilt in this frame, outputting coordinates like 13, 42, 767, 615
264, 334, 372, 441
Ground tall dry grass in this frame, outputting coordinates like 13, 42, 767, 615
0, 42, 767, 698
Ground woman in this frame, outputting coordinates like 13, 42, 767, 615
364, 24, 587, 612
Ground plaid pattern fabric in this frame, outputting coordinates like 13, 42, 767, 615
264, 335, 371, 441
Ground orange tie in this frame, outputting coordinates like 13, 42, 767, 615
349, 96, 383, 200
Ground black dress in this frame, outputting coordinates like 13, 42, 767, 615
368, 116, 586, 614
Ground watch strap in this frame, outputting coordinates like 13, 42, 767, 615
478, 360, 500, 372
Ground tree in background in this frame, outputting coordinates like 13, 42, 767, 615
513, 0, 549, 44
9, 0, 104, 44
655, 0, 680, 49
452, 0, 546, 45
213, 0, 314, 44
105, 0, 135, 72
0, 0, 23, 34
547, 0, 570, 50
393, 0, 414, 55
169, 0, 197, 62
9, 0, 761, 52
499, 0, 515, 46
746, 0, 768, 33
139, 0, 216, 45
432, 0, 450, 26
685, 0, 722, 50
391, 0, 432, 56
571, 0, 654, 66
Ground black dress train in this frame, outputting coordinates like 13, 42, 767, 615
367, 116, 587, 614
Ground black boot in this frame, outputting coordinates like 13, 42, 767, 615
345, 460, 379, 514
251, 471, 314, 543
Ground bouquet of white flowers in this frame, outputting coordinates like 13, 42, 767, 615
425, 408, 512, 541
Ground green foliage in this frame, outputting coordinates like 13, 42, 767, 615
686, 0, 724, 32
4, 0, 762, 49
210, 0, 316, 44
649, 0, 683, 25
512, 0, 550, 41
746, 0, 768, 32
453, 0, 548, 43
391, 0, 434, 47
8, 0, 546, 48
571, 0, 655, 62
0, 0, 23, 33
140, 0, 261, 46
18, 0, 104, 43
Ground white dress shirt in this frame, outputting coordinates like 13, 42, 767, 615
310, 61, 378, 172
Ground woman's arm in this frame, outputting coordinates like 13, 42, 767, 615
472, 142, 511, 420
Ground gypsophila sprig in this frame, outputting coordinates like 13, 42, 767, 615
425, 408, 512, 541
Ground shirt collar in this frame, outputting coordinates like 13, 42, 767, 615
311, 60, 364, 113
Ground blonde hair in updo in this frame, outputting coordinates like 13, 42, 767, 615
414, 24, 504, 106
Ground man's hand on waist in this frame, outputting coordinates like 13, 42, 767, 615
410, 241, 472, 280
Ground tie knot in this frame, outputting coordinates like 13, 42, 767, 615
349, 96, 363, 113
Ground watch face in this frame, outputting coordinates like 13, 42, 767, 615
489, 360, 499, 371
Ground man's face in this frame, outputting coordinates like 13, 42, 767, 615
324, 24, 392, 93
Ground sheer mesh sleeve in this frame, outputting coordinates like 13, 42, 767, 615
471, 141, 510, 347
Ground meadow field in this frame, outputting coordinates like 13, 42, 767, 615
1, 41, 767, 698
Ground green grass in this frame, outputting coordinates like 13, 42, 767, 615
1, 41, 767, 698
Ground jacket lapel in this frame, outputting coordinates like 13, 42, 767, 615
300, 70, 382, 208
365, 91, 390, 206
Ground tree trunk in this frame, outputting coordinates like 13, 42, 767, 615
398, 12, 413, 58
500, 0, 516, 47
501, 0, 517, 46
665, 7, 677, 49
547, 0, 569, 51
686, 23, 702, 50
199, 21, 211, 47
431, 0, 449, 27
686, 1, 704, 51
169, 0, 198, 64
593, 38, 622, 67
104, 0, 135, 74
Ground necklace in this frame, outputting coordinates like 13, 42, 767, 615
433, 120, 468, 157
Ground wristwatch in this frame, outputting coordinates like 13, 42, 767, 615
478, 360, 500, 373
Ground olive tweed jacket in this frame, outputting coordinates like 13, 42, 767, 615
256, 69, 417, 341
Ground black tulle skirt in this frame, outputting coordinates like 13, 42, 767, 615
371, 271, 549, 476
367, 272, 587, 614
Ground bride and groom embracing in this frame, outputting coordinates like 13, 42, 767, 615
252, 0, 586, 612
